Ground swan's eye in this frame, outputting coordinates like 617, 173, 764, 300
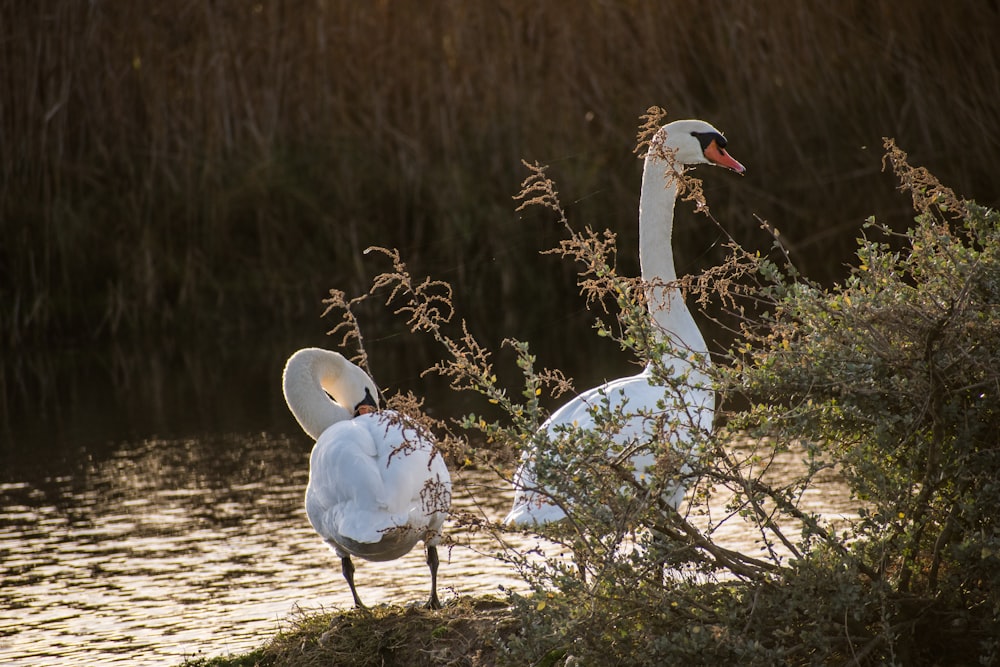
692, 131, 727, 153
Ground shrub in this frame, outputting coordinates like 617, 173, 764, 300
724, 139, 1000, 664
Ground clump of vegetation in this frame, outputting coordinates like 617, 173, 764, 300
716, 139, 1000, 664
183, 597, 515, 667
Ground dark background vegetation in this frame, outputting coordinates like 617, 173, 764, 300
3, 0, 999, 395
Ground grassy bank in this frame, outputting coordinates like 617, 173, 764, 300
181, 596, 515, 667
4, 1, 999, 350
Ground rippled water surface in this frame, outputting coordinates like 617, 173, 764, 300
0, 432, 523, 666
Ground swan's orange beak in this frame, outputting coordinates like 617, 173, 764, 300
705, 140, 746, 175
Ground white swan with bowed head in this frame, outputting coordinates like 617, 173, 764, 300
282, 347, 452, 608
504, 119, 745, 525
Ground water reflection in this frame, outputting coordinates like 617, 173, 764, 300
0, 433, 522, 666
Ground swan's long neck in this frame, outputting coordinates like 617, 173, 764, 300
638, 157, 708, 361
283, 349, 363, 440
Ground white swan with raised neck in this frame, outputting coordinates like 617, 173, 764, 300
505, 119, 745, 525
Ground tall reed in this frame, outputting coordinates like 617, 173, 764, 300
2, 1, 998, 350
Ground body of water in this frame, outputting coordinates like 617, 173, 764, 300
1, 430, 520, 665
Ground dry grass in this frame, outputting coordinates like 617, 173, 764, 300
3, 1, 998, 348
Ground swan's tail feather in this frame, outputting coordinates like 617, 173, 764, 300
336, 509, 409, 545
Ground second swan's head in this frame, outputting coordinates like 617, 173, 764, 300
651, 119, 746, 175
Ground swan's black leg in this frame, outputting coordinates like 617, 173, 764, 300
425, 545, 441, 609
341, 555, 365, 609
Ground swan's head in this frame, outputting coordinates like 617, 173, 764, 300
353, 387, 379, 417
312, 350, 380, 415
652, 119, 746, 174
283, 348, 382, 438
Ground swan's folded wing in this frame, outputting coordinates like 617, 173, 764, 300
358, 413, 452, 520
508, 372, 713, 524
306, 421, 397, 544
